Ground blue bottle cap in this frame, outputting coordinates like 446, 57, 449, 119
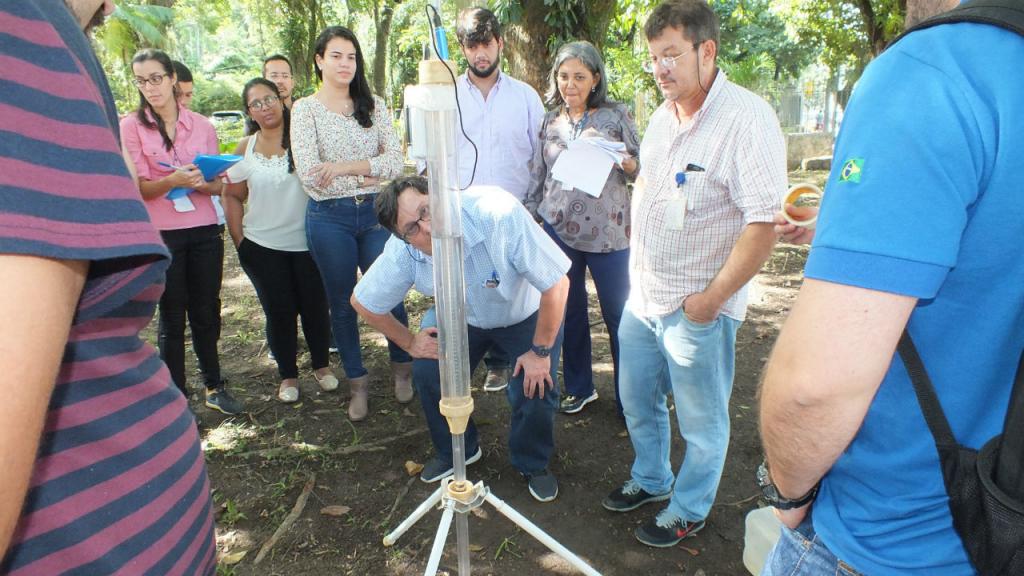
675, 172, 686, 186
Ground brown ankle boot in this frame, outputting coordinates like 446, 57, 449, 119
392, 361, 414, 404
348, 375, 369, 421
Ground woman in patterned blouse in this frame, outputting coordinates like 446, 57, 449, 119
290, 26, 413, 422
524, 41, 641, 418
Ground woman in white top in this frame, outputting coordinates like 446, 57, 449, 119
290, 26, 413, 422
223, 78, 338, 404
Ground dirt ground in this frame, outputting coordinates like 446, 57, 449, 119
164, 172, 824, 576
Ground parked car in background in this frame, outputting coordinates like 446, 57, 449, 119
210, 110, 245, 124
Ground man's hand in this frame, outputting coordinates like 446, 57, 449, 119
406, 328, 439, 359
514, 351, 554, 399
683, 291, 721, 324
773, 504, 810, 530
774, 209, 817, 245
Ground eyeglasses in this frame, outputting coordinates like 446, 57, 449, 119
267, 72, 293, 81
642, 44, 699, 73
134, 73, 169, 88
247, 94, 280, 111
399, 205, 431, 243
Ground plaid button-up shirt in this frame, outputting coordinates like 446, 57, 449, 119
628, 72, 786, 321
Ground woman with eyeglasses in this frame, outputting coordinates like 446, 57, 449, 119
290, 26, 412, 422
120, 49, 243, 415
524, 41, 640, 418
222, 78, 337, 405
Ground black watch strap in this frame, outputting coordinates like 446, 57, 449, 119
757, 460, 819, 510
530, 344, 551, 358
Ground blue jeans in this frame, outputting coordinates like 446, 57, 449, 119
414, 308, 562, 475
306, 196, 411, 378
543, 221, 629, 415
761, 516, 863, 576
618, 306, 740, 521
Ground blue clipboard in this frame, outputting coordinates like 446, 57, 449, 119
166, 154, 243, 200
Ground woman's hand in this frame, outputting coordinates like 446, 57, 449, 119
310, 162, 350, 189
620, 155, 638, 175
164, 164, 205, 189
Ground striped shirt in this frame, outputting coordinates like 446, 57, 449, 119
0, 2, 216, 574
354, 186, 570, 329
629, 71, 786, 320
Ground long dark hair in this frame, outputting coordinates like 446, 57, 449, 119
131, 49, 179, 151
241, 78, 295, 173
313, 26, 375, 128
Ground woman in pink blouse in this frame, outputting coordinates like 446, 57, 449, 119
290, 26, 412, 422
120, 49, 242, 416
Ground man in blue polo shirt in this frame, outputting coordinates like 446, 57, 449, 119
352, 176, 570, 502
758, 2, 1024, 574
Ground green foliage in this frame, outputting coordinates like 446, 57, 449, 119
713, 0, 816, 81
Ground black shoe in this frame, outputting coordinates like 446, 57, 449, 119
602, 480, 671, 512
419, 448, 482, 483
205, 387, 243, 415
526, 469, 558, 503
559, 391, 599, 414
635, 511, 705, 548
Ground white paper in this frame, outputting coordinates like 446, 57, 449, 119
550, 141, 617, 198
172, 195, 196, 213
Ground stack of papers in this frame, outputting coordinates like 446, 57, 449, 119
550, 137, 627, 198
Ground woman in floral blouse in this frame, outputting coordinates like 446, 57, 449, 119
525, 41, 640, 418
291, 26, 412, 422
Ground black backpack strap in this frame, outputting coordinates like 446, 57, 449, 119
897, 330, 958, 446
889, 0, 1024, 49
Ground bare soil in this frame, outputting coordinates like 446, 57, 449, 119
165, 172, 824, 576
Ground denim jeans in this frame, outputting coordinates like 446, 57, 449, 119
542, 221, 629, 415
158, 224, 225, 393
618, 306, 740, 521
306, 196, 411, 378
761, 516, 863, 576
236, 239, 331, 379
413, 308, 563, 475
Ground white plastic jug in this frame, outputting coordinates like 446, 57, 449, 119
743, 506, 784, 575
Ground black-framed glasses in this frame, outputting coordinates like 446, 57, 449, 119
134, 73, 169, 88
247, 94, 280, 111
399, 205, 431, 243
642, 43, 699, 73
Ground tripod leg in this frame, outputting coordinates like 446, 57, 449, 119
384, 485, 445, 546
484, 492, 603, 576
424, 502, 455, 576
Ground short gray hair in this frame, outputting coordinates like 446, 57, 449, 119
544, 41, 608, 109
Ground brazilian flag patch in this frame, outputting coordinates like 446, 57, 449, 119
839, 158, 864, 183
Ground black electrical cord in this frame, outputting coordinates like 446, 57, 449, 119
424, 3, 478, 190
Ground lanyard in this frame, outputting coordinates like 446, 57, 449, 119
567, 108, 590, 141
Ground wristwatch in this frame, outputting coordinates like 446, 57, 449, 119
530, 344, 552, 358
756, 460, 819, 510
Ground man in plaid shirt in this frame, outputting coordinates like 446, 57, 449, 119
602, 0, 786, 548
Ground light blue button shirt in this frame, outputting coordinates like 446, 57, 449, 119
355, 186, 570, 329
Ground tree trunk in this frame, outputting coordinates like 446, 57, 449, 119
501, 0, 618, 95
372, 2, 395, 99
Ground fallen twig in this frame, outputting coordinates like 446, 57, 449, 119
233, 427, 427, 459
381, 476, 418, 528
714, 493, 760, 508
255, 472, 316, 564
